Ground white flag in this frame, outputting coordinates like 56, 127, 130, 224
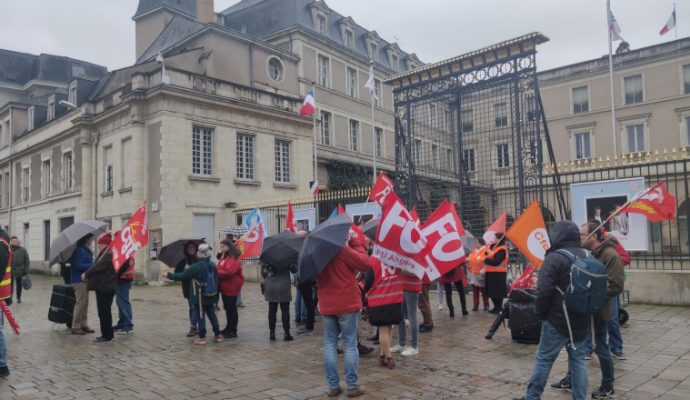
365, 65, 377, 100
609, 10, 624, 42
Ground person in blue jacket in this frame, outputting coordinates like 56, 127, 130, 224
70, 234, 95, 335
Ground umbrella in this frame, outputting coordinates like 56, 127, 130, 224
259, 230, 305, 271
48, 220, 108, 265
298, 214, 352, 281
219, 226, 248, 237
158, 237, 205, 268
460, 231, 478, 254
362, 217, 380, 241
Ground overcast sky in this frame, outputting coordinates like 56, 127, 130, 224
1, 0, 686, 72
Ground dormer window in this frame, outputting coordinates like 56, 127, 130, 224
391, 54, 399, 70
68, 82, 77, 105
47, 96, 55, 122
338, 17, 356, 49
405, 54, 421, 71
344, 30, 355, 48
316, 15, 327, 35
386, 43, 402, 71
310, 1, 331, 36
369, 43, 378, 62
364, 31, 381, 62
28, 107, 35, 131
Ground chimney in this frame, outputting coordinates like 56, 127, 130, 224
197, 0, 215, 24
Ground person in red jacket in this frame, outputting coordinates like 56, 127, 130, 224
363, 257, 403, 369
317, 238, 369, 398
216, 239, 244, 339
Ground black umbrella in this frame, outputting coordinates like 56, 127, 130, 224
259, 230, 305, 271
362, 217, 380, 241
298, 214, 352, 281
158, 237, 205, 268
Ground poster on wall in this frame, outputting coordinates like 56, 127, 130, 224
346, 202, 382, 225
293, 208, 316, 232
571, 177, 648, 251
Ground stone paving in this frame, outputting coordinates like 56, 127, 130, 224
2, 274, 690, 399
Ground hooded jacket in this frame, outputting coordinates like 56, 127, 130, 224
316, 239, 370, 316
592, 236, 625, 323
534, 221, 590, 342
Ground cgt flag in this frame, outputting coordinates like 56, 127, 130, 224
506, 201, 551, 267
111, 202, 149, 273
621, 182, 676, 222
420, 200, 466, 281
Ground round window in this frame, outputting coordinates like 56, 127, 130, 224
267, 57, 284, 82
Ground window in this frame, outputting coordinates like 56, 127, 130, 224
462, 148, 475, 172
104, 146, 113, 193
430, 104, 438, 129
443, 109, 451, 132
68, 82, 77, 105
62, 152, 73, 192
267, 57, 284, 82
1, 120, 8, 147
318, 55, 330, 87
344, 30, 354, 48
316, 14, 327, 35
684, 65, 690, 94
275, 140, 291, 183
375, 127, 383, 157
320, 111, 331, 145
447, 149, 454, 171
236, 134, 255, 180
192, 126, 213, 176
41, 160, 51, 198
626, 124, 646, 153
686, 116, 690, 146
369, 42, 378, 61
461, 109, 473, 132
431, 144, 439, 168
21, 167, 29, 203
374, 79, 381, 107
494, 103, 508, 127
346, 67, 358, 98
391, 54, 399, 70
572, 86, 589, 113
28, 107, 35, 131
496, 143, 510, 168
47, 98, 55, 121
624, 75, 643, 104
121, 139, 132, 188
4, 172, 9, 207
349, 120, 359, 151
414, 139, 422, 165
574, 132, 592, 160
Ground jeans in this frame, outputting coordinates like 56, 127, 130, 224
295, 289, 308, 321
608, 297, 623, 353
525, 321, 588, 400
565, 314, 614, 388
95, 291, 115, 340
221, 295, 239, 334
323, 311, 359, 390
195, 303, 220, 339
398, 291, 419, 348
188, 296, 198, 328
0, 316, 7, 367
115, 282, 134, 330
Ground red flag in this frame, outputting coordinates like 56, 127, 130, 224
410, 206, 420, 225
237, 215, 265, 259
483, 212, 507, 244
111, 203, 149, 273
621, 182, 676, 222
338, 204, 346, 215
0, 300, 20, 335
372, 192, 429, 278
285, 202, 297, 232
420, 200, 466, 281
369, 172, 395, 205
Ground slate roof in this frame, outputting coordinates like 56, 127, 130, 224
137, 15, 205, 63
0, 48, 107, 86
133, 0, 196, 19
221, 0, 419, 71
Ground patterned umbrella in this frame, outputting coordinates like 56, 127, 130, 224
219, 226, 248, 237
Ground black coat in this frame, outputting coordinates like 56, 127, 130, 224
175, 255, 197, 299
534, 221, 590, 342
84, 249, 117, 294
485, 247, 507, 299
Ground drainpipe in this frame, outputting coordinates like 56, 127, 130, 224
91, 132, 100, 220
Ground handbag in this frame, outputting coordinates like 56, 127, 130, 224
21, 274, 32, 290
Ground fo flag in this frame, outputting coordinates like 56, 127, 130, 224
111, 202, 149, 273
369, 172, 395, 205
372, 192, 428, 278
237, 208, 265, 259
621, 182, 676, 222
420, 200, 466, 281
506, 201, 550, 267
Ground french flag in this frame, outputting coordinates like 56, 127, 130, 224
660, 7, 676, 36
300, 89, 316, 117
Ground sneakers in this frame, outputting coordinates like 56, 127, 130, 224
550, 378, 572, 392
585, 352, 593, 360
405, 319, 410, 327
401, 347, 419, 357
438, 303, 444, 310
327, 387, 343, 397
591, 385, 615, 399
193, 337, 207, 345
612, 351, 626, 360
114, 327, 134, 335
213, 335, 224, 343
297, 328, 314, 336
346, 386, 365, 397
390, 344, 404, 353
186, 328, 198, 337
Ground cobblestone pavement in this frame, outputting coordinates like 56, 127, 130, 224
2, 275, 690, 399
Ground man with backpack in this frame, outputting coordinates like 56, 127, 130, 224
515, 221, 596, 400
164, 244, 222, 344
550, 220, 625, 399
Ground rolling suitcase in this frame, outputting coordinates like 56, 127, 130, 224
508, 288, 541, 344
48, 284, 75, 325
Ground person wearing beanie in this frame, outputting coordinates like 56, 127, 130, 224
83, 233, 117, 342
70, 234, 95, 335
165, 243, 222, 345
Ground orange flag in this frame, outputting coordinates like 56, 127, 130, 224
483, 212, 507, 243
505, 201, 550, 267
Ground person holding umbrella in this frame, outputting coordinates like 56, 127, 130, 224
83, 233, 117, 343
217, 239, 243, 339
174, 242, 200, 337
70, 234, 95, 335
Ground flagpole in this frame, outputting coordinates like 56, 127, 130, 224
583, 185, 653, 242
370, 65, 377, 185
312, 84, 318, 189
607, 0, 618, 158
675, 3, 678, 41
